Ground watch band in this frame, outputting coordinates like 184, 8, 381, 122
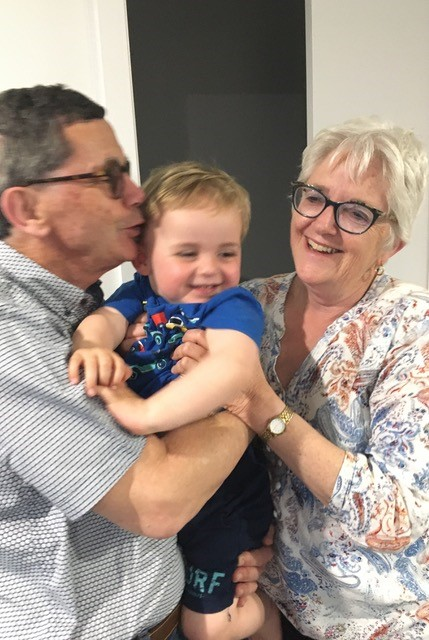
260, 405, 294, 442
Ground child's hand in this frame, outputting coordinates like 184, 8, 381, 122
93, 383, 147, 434
118, 312, 147, 355
68, 348, 132, 396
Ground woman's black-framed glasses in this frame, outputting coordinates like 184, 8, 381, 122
21, 158, 130, 200
290, 182, 385, 235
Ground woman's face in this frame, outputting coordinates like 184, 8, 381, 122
290, 154, 401, 305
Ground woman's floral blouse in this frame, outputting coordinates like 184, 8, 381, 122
244, 273, 429, 639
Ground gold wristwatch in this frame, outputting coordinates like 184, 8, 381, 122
260, 405, 294, 443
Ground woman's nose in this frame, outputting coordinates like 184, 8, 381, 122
311, 205, 338, 233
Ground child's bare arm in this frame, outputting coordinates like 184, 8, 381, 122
94, 328, 261, 434
69, 307, 131, 392
72, 306, 130, 352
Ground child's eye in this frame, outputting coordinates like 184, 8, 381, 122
219, 251, 238, 259
177, 251, 197, 258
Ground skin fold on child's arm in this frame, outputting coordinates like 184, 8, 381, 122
68, 306, 132, 392
93, 327, 262, 435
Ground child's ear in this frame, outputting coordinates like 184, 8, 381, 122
132, 245, 151, 275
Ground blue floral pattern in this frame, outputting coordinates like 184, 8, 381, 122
243, 273, 429, 639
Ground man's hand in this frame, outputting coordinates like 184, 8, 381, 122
171, 328, 208, 375
232, 525, 274, 606
68, 348, 132, 396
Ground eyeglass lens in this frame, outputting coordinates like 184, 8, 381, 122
293, 185, 375, 234
104, 159, 130, 199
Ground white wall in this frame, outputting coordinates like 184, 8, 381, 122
0, 0, 138, 296
307, 0, 429, 287
0, 0, 428, 290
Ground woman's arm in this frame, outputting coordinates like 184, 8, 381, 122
230, 308, 429, 549
225, 368, 346, 505
168, 324, 346, 505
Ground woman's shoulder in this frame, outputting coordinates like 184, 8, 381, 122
363, 275, 429, 341
373, 274, 429, 308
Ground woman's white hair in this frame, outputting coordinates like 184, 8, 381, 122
298, 117, 428, 245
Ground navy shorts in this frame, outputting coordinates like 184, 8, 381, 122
178, 442, 273, 613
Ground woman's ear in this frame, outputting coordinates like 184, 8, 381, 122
385, 237, 405, 262
380, 225, 406, 264
0, 187, 50, 237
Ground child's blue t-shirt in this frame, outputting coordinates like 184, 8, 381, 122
105, 273, 264, 397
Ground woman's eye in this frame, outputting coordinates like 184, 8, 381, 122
350, 207, 371, 223
303, 192, 324, 206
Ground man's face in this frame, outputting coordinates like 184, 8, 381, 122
31, 119, 144, 286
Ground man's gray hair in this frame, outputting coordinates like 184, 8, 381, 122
0, 84, 105, 238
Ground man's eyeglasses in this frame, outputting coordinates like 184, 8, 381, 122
290, 182, 385, 235
21, 158, 130, 200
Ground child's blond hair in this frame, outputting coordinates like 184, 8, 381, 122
141, 161, 251, 238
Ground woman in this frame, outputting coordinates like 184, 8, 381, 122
238, 117, 429, 639
130, 117, 429, 639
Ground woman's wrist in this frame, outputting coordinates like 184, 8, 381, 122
247, 387, 287, 436
259, 403, 295, 443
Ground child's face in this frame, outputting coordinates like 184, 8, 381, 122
139, 204, 243, 303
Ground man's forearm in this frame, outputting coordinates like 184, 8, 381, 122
150, 411, 252, 532
94, 411, 252, 538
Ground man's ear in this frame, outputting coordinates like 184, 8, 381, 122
0, 187, 50, 237
132, 244, 151, 275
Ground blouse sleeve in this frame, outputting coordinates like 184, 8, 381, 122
327, 297, 429, 552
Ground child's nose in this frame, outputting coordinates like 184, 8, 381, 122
197, 255, 218, 274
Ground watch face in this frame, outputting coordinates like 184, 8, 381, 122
270, 417, 286, 435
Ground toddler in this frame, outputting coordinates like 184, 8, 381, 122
69, 161, 281, 640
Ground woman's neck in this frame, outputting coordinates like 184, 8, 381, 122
290, 272, 375, 322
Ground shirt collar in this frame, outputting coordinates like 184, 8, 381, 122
0, 241, 103, 326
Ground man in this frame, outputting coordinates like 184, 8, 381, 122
0, 85, 268, 640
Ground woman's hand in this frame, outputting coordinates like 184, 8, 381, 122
225, 361, 285, 434
171, 328, 208, 375
232, 525, 274, 606
118, 313, 147, 355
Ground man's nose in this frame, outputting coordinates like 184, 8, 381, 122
123, 175, 145, 207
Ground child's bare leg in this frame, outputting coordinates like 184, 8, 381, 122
181, 589, 280, 640
249, 589, 282, 640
